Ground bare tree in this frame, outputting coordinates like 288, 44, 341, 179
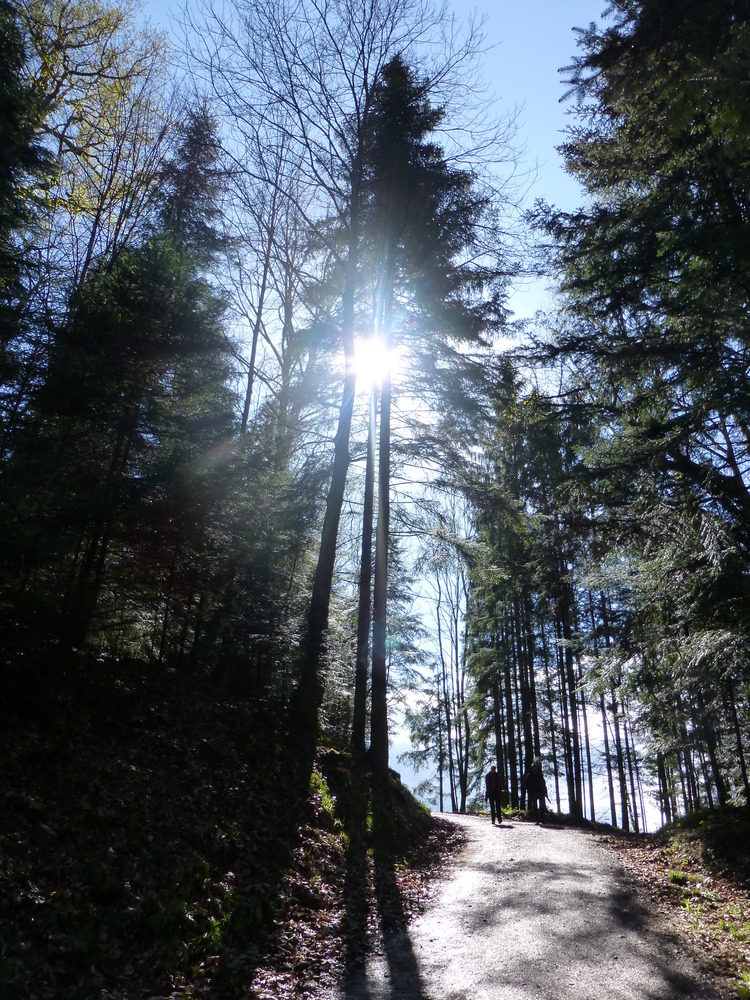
221, 127, 315, 437
418, 497, 473, 811
184, 0, 520, 746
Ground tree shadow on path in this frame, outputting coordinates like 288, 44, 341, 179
455, 822, 726, 1000
340, 776, 432, 1000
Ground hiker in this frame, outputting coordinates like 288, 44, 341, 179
484, 764, 504, 825
524, 759, 547, 822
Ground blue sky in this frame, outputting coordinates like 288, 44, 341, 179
449, 0, 609, 316
144, 0, 609, 316
459, 0, 608, 212
145, 0, 607, 213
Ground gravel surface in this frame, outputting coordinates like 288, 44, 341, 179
327, 813, 729, 1000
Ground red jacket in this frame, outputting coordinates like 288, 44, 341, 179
485, 769, 503, 796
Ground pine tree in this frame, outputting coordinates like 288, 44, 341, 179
358, 55, 508, 773
1, 106, 236, 652
528, 0, 750, 817
0, 0, 48, 448
539, 0, 750, 555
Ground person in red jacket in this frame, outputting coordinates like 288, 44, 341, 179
484, 764, 504, 825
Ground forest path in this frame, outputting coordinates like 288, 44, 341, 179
327, 813, 727, 1000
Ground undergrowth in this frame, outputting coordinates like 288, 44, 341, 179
605, 806, 750, 997
0, 652, 452, 999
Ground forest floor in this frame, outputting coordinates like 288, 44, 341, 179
235, 797, 750, 998
1, 653, 749, 998
600, 816, 750, 997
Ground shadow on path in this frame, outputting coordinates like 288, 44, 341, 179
436, 817, 724, 999
340, 777, 430, 1000
341, 814, 726, 1000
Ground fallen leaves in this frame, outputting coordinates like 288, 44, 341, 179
600, 824, 750, 995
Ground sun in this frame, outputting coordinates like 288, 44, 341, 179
353, 335, 392, 387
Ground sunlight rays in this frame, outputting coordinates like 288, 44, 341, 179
352, 335, 394, 388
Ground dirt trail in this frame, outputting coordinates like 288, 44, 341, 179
327, 813, 728, 1000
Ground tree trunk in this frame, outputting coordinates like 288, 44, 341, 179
293, 183, 361, 735
540, 621, 561, 811
560, 606, 583, 820
600, 693, 617, 827
502, 623, 518, 807
623, 709, 641, 833
577, 666, 595, 822
437, 671, 446, 812
458, 612, 471, 811
696, 691, 728, 806
727, 681, 750, 802
492, 673, 506, 796
611, 689, 630, 832
370, 360, 391, 775
594, 593, 617, 826
436, 577, 457, 812
240, 183, 278, 435
351, 385, 377, 756
656, 751, 672, 826
65, 402, 139, 647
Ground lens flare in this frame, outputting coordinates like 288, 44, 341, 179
354, 336, 392, 386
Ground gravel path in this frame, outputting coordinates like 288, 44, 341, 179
329, 813, 726, 1000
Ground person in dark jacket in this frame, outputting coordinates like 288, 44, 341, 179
484, 765, 504, 825
524, 759, 548, 822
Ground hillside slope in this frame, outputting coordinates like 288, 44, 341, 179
0, 654, 459, 998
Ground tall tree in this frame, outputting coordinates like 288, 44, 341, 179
359, 54, 512, 772
0, 0, 47, 395
0, 8, 45, 520
0, 0, 173, 463
525, 0, 750, 820
537, 0, 750, 561
187, 0, 514, 744
1, 106, 236, 652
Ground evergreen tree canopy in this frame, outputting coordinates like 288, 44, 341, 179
536, 0, 750, 564
362, 55, 507, 420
